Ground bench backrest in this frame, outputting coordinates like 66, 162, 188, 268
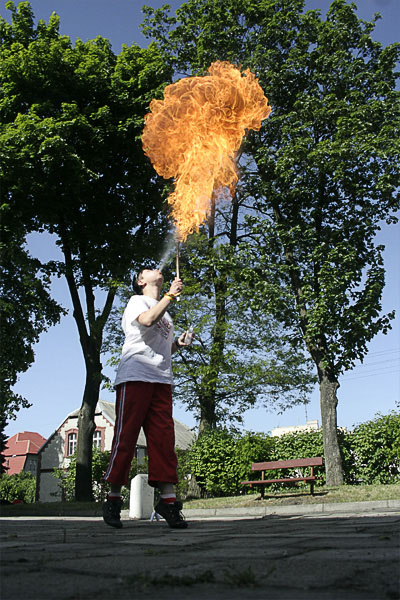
251, 457, 323, 471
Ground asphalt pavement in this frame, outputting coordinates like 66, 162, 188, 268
1, 500, 399, 600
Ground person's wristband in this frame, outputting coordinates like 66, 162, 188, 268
164, 293, 176, 302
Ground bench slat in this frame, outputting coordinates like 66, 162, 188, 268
251, 457, 323, 471
241, 476, 318, 485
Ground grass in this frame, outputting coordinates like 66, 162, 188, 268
0, 500, 104, 517
127, 570, 216, 589
182, 483, 400, 509
0, 484, 398, 517
124, 567, 262, 590
224, 566, 260, 588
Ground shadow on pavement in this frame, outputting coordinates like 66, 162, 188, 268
1, 511, 399, 600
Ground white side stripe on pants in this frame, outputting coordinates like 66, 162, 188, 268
105, 383, 126, 480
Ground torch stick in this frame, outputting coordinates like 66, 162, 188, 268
176, 240, 180, 302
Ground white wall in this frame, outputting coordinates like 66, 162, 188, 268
37, 413, 115, 502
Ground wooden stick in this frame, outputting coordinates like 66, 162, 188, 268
176, 241, 180, 302
176, 241, 180, 279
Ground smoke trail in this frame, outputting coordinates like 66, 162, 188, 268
158, 233, 177, 271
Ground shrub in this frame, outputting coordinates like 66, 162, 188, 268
54, 448, 110, 502
0, 471, 36, 503
270, 428, 356, 484
273, 428, 324, 462
235, 431, 275, 484
187, 429, 236, 496
349, 412, 400, 484
187, 429, 274, 496
183, 412, 400, 496
270, 429, 326, 487
175, 447, 191, 499
53, 411, 400, 502
53, 448, 149, 504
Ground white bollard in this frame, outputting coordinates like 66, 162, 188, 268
129, 474, 155, 519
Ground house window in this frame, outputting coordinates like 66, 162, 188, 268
93, 430, 102, 449
67, 432, 77, 456
25, 458, 37, 474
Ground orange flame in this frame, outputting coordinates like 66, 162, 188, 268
142, 61, 271, 241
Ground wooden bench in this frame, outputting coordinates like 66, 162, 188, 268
241, 457, 324, 497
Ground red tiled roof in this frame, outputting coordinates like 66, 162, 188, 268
3, 432, 46, 458
4, 455, 27, 476
2, 432, 46, 475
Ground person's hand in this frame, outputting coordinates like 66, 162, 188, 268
169, 277, 182, 297
177, 330, 194, 347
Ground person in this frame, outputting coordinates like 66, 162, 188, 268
102, 267, 192, 530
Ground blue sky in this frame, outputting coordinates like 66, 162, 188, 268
2, 0, 399, 439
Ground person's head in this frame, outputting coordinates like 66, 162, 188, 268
133, 267, 164, 295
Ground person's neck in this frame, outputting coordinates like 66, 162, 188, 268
143, 285, 161, 301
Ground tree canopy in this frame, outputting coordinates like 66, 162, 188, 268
0, 1, 173, 498
2, 0, 398, 491
0, 214, 64, 423
171, 230, 316, 432
141, 0, 400, 483
105, 223, 316, 433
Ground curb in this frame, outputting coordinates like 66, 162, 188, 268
182, 499, 400, 518
1, 500, 399, 521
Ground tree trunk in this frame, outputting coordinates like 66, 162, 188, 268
194, 404, 216, 498
269, 203, 344, 486
198, 404, 217, 435
60, 226, 117, 502
195, 197, 228, 435
0, 415, 8, 475
186, 475, 203, 499
75, 361, 102, 501
319, 372, 344, 486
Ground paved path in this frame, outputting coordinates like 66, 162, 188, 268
1, 502, 399, 600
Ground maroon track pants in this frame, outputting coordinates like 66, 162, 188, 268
104, 381, 178, 487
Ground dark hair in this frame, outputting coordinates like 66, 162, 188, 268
132, 266, 152, 294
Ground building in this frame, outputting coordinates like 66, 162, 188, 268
2, 432, 46, 476
271, 420, 320, 437
37, 399, 195, 502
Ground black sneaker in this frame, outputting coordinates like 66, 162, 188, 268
102, 498, 123, 528
154, 500, 188, 529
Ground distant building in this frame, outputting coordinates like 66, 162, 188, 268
271, 420, 320, 437
2, 432, 46, 476
37, 399, 195, 502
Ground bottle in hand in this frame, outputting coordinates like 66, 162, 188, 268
184, 326, 193, 344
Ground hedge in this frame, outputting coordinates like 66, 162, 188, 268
0, 471, 36, 503
184, 411, 399, 496
49, 411, 400, 501
185, 429, 274, 496
349, 412, 400, 484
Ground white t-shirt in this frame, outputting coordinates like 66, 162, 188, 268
114, 295, 174, 387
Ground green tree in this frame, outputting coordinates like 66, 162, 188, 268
0, 2, 172, 499
0, 203, 64, 445
0, 471, 36, 503
0, 416, 8, 474
105, 220, 315, 434
170, 225, 315, 432
141, 0, 400, 484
